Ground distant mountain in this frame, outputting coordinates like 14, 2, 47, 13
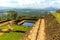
0, 7, 58, 13
44, 7, 57, 11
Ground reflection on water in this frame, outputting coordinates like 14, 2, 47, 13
22, 22, 34, 26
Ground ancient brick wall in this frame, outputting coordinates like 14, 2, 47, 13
45, 14, 60, 40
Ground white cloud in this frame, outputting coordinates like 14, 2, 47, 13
0, 0, 18, 8
48, 1, 60, 8
0, 0, 60, 9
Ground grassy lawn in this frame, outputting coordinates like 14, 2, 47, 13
53, 12, 60, 23
0, 24, 31, 40
11, 24, 31, 31
0, 32, 24, 40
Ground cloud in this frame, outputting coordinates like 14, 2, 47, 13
0, 0, 60, 9
0, 0, 18, 8
48, 1, 60, 8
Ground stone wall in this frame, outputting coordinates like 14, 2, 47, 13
45, 14, 60, 40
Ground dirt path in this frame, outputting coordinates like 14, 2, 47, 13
0, 25, 13, 36
23, 19, 41, 40
0, 20, 15, 35
0, 29, 8, 36
37, 19, 45, 40
0, 20, 15, 27
28, 19, 41, 40
23, 18, 46, 40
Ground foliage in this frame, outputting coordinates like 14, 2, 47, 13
7, 10, 18, 20
53, 12, 60, 23
0, 24, 31, 40
11, 24, 31, 31
0, 32, 24, 40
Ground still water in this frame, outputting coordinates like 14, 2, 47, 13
22, 22, 34, 26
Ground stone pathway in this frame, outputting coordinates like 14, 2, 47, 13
0, 20, 15, 27
22, 18, 46, 40
37, 19, 45, 40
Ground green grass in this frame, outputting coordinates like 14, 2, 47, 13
0, 18, 8, 22
0, 24, 31, 40
11, 24, 31, 31
0, 32, 24, 40
53, 12, 60, 23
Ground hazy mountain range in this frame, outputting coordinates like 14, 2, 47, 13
0, 7, 58, 17
0, 7, 58, 15
0, 7, 58, 11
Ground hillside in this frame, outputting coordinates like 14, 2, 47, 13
44, 13, 60, 40
52, 12, 60, 23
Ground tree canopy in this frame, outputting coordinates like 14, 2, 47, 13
7, 10, 18, 20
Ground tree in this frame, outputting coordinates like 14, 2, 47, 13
31, 15, 37, 18
21, 15, 26, 18
7, 10, 18, 20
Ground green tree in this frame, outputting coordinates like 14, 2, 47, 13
7, 10, 18, 20
21, 15, 26, 18
31, 15, 37, 18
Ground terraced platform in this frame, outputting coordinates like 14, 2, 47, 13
22, 16, 60, 40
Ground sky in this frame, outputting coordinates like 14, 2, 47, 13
0, 0, 60, 9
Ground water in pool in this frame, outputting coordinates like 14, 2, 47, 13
22, 22, 34, 26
